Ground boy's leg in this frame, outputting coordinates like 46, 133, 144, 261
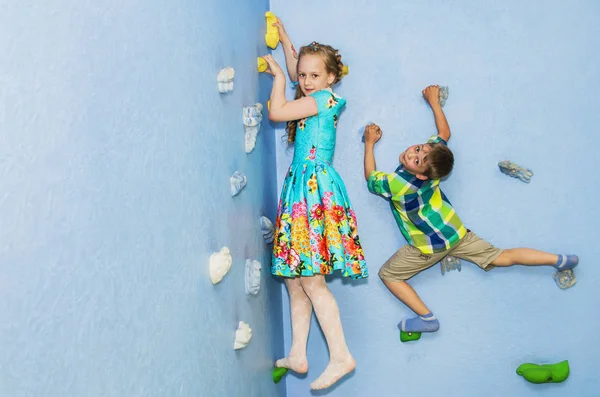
379, 245, 446, 333
276, 278, 311, 373
451, 231, 578, 271
492, 249, 578, 270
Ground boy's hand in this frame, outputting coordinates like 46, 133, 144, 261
363, 123, 382, 145
422, 85, 441, 107
261, 55, 285, 77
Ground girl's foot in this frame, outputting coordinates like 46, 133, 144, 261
310, 355, 356, 390
275, 355, 308, 374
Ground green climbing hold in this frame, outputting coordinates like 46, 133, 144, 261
272, 367, 288, 384
516, 360, 570, 384
400, 330, 422, 342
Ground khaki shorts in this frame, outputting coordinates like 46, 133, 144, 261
378, 231, 504, 282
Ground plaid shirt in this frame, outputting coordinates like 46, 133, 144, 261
367, 135, 466, 254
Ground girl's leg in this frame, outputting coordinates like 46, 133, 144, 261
300, 275, 355, 390
275, 277, 311, 373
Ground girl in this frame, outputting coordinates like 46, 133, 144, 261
261, 20, 368, 391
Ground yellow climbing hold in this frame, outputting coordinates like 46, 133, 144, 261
265, 11, 279, 49
257, 57, 268, 73
341, 65, 349, 78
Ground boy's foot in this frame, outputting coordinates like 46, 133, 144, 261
310, 355, 356, 390
275, 355, 308, 374
554, 254, 579, 271
399, 312, 440, 333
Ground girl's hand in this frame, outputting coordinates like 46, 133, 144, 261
272, 18, 290, 43
422, 85, 441, 107
262, 54, 285, 77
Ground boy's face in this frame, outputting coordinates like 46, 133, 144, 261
399, 143, 431, 180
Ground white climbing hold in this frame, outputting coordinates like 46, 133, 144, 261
243, 103, 263, 153
234, 321, 252, 350
209, 247, 232, 284
260, 216, 274, 243
245, 259, 262, 295
217, 67, 235, 93
230, 171, 247, 197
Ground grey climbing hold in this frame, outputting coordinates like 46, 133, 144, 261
439, 86, 449, 107
230, 171, 247, 197
553, 269, 576, 289
441, 255, 461, 275
498, 160, 534, 183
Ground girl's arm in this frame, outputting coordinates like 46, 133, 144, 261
262, 55, 317, 122
273, 19, 299, 82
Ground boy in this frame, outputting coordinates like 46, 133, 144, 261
363, 85, 578, 334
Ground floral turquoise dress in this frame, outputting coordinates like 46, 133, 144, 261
271, 89, 368, 279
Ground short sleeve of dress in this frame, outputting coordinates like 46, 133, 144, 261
310, 90, 346, 116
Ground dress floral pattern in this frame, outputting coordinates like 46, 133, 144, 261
271, 89, 368, 279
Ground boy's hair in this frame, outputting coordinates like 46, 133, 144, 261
285, 41, 346, 144
424, 143, 454, 180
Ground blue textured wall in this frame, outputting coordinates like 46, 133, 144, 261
271, 1, 600, 396
0, 1, 284, 396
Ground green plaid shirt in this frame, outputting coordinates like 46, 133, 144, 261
367, 135, 466, 254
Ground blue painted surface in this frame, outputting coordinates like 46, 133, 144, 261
270, 1, 600, 396
0, 1, 284, 396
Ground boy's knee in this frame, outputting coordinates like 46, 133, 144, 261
378, 266, 395, 283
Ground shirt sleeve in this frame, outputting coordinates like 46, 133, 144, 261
367, 170, 412, 199
427, 135, 448, 145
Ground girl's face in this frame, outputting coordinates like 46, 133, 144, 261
297, 54, 335, 96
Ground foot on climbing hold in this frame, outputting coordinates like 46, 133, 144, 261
400, 331, 422, 342
265, 12, 279, 49
399, 312, 440, 333
273, 367, 288, 383
554, 254, 579, 271
257, 57, 268, 73
516, 360, 570, 384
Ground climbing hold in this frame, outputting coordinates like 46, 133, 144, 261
265, 12, 279, 49
257, 57, 269, 73
260, 216, 274, 243
439, 86, 449, 107
209, 247, 232, 284
245, 259, 262, 295
440, 255, 461, 275
273, 367, 288, 383
234, 321, 252, 350
516, 360, 570, 384
498, 160, 534, 183
217, 67, 235, 93
341, 65, 349, 78
553, 269, 576, 289
400, 331, 422, 343
230, 171, 247, 197
243, 103, 263, 153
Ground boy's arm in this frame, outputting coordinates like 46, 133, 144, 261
273, 19, 299, 82
422, 85, 451, 142
363, 124, 382, 180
